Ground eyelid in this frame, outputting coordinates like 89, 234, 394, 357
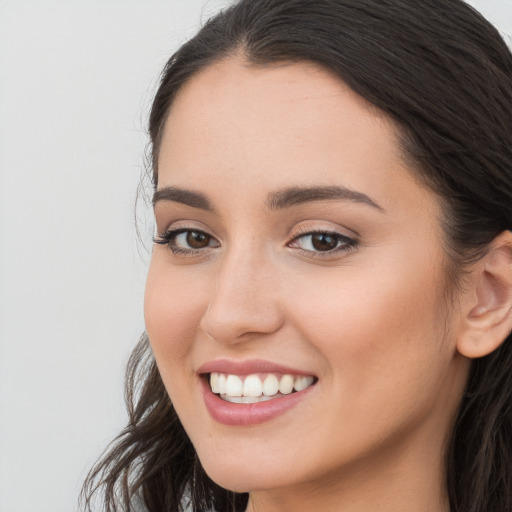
289, 222, 358, 242
154, 218, 220, 244
154, 218, 214, 235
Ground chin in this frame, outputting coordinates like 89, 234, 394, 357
196, 443, 301, 493
201, 463, 285, 493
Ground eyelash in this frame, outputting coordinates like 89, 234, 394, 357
153, 228, 358, 258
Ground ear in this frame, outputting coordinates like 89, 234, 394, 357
457, 231, 512, 359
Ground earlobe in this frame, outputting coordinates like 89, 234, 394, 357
457, 231, 512, 359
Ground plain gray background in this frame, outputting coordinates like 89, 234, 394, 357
0, 1, 510, 511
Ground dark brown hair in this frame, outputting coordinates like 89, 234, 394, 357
82, 1, 512, 511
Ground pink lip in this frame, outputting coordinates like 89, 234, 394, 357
200, 379, 314, 426
198, 359, 317, 426
197, 358, 313, 376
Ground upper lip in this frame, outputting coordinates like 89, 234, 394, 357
197, 358, 316, 377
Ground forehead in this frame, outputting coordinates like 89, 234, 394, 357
160, 57, 391, 162
157, 57, 435, 217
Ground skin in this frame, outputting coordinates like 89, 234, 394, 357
144, 57, 473, 512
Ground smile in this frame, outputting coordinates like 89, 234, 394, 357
210, 372, 316, 403
199, 360, 318, 425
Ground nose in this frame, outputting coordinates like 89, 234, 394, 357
199, 248, 284, 345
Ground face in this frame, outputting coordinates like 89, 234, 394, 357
145, 58, 470, 500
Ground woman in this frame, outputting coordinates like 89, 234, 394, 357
82, 0, 512, 511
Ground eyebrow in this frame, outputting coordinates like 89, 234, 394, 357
153, 184, 384, 213
153, 186, 214, 211
266, 185, 384, 212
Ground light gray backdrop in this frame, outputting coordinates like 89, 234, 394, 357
0, 1, 510, 511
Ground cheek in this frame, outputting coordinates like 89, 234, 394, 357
286, 248, 450, 403
144, 257, 208, 376
276, 258, 457, 468
291, 259, 443, 341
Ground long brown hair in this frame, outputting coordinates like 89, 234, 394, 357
82, 1, 512, 510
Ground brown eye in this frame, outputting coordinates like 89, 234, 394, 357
153, 229, 219, 253
310, 233, 338, 251
289, 230, 357, 255
186, 231, 211, 248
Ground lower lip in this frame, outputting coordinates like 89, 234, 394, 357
201, 378, 314, 426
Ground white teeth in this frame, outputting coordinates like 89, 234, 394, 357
223, 395, 276, 404
209, 372, 315, 400
218, 373, 227, 395
278, 374, 294, 395
262, 374, 279, 396
210, 372, 219, 393
225, 375, 243, 397
294, 375, 314, 392
243, 374, 263, 397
